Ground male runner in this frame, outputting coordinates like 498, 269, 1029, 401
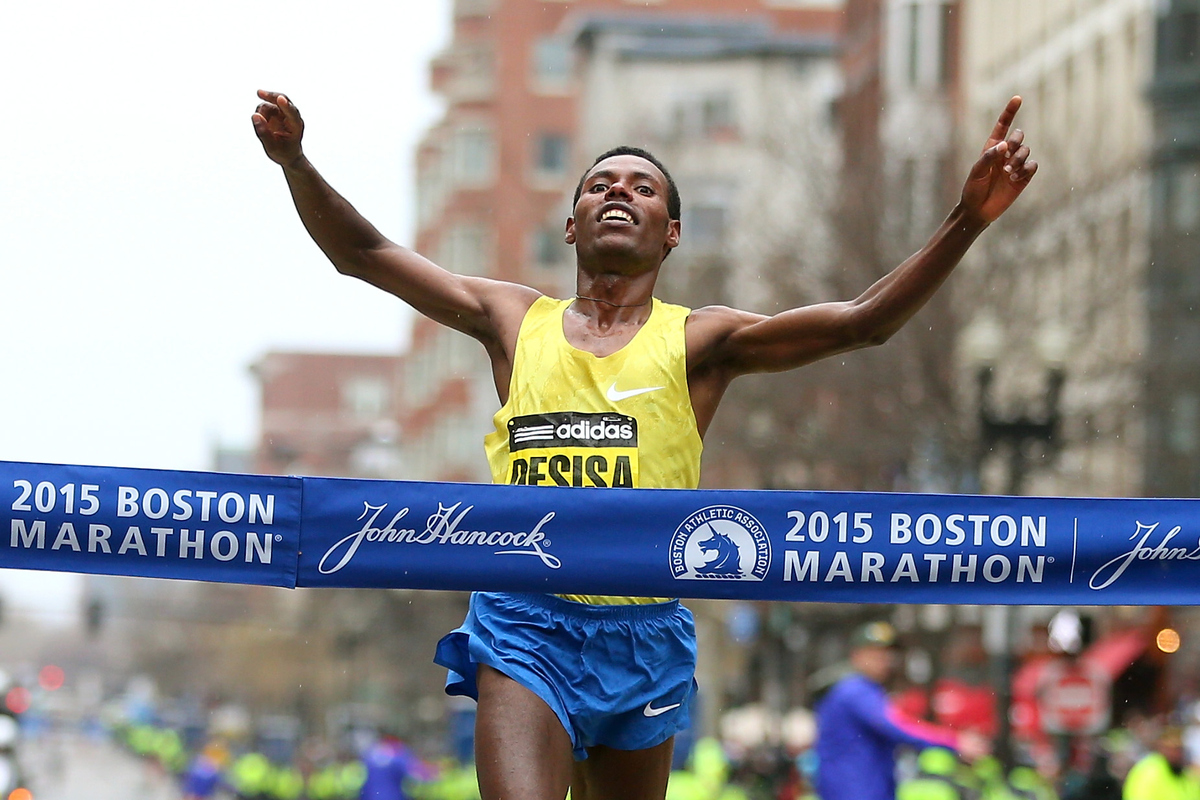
253, 89, 1036, 800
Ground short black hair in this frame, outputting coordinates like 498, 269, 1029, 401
572, 146, 681, 220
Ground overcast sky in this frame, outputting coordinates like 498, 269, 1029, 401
0, 0, 450, 619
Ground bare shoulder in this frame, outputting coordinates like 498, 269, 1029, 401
685, 304, 768, 369
467, 275, 543, 312
460, 276, 543, 342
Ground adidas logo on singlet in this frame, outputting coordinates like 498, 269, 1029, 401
508, 413, 638, 450
507, 413, 640, 487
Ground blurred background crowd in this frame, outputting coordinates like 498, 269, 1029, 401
2, 612, 1200, 800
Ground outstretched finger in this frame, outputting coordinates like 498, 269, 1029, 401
988, 96, 1023, 144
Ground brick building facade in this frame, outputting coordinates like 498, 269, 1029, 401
252, 351, 403, 478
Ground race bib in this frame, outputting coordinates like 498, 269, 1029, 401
506, 412, 639, 488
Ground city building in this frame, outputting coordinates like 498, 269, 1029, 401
955, 0, 1177, 757
246, 349, 469, 745
402, 0, 843, 483
251, 351, 403, 478
1146, 0, 1200, 496
820, 0, 969, 496
958, 0, 1155, 499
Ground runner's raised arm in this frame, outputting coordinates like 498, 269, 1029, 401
251, 90, 538, 361
687, 96, 1038, 381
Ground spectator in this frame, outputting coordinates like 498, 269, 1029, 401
181, 742, 228, 800
1123, 726, 1199, 800
814, 622, 987, 800
360, 733, 433, 800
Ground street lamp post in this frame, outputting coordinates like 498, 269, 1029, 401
978, 363, 1064, 497
962, 317, 1068, 767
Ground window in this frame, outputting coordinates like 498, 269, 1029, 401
452, 125, 494, 186
1170, 392, 1199, 454
907, 3, 922, 86
677, 178, 735, 256
1153, 171, 1170, 231
534, 133, 570, 176
672, 92, 738, 140
897, 1, 956, 87
342, 377, 389, 419
1172, 164, 1200, 232
438, 223, 491, 276
533, 37, 573, 92
938, 3, 956, 85
898, 158, 918, 239
1155, 8, 1197, 68
683, 203, 729, 256
403, 346, 434, 408
454, 0, 494, 17
1180, 10, 1200, 64
531, 225, 569, 269
701, 93, 736, 137
452, 44, 495, 98
935, 153, 956, 208
417, 150, 448, 227
445, 411, 483, 468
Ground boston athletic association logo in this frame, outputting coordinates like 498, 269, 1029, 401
670, 505, 771, 581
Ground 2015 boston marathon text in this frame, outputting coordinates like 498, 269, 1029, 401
8, 478, 281, 564
779, 509, 1048, 585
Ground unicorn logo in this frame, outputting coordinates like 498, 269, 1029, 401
694, 529, 744, 577
670, 505, 771, 582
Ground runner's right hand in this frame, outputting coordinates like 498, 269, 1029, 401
251, 90, 305, 167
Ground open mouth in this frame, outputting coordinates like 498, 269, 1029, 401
599, 208, 635, 225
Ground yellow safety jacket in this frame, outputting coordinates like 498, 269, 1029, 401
1123, 753, 1200, 800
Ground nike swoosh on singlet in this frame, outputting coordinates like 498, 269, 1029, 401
643, 701, 681, 717
606, 383, 665, 402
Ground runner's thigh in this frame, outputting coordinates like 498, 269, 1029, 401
475, 664, 575, 800
571, 738, 674, 800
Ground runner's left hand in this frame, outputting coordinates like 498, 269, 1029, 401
959, 96, 1038, 224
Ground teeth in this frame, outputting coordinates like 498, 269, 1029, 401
602, 210, 633, 223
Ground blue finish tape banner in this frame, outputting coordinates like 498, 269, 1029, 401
5, 460, 1200, 604
0, 461, 301, 588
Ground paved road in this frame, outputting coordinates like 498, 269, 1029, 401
21, 733, 184, 800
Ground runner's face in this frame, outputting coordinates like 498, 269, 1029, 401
567, 155, 679, 268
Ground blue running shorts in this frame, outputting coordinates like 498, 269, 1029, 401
434, 591, 698, 760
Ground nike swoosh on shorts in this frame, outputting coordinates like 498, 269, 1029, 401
606, 383, 664, 402
643, 702, 681, 717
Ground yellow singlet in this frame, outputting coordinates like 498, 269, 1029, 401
485, 295, 704, 605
